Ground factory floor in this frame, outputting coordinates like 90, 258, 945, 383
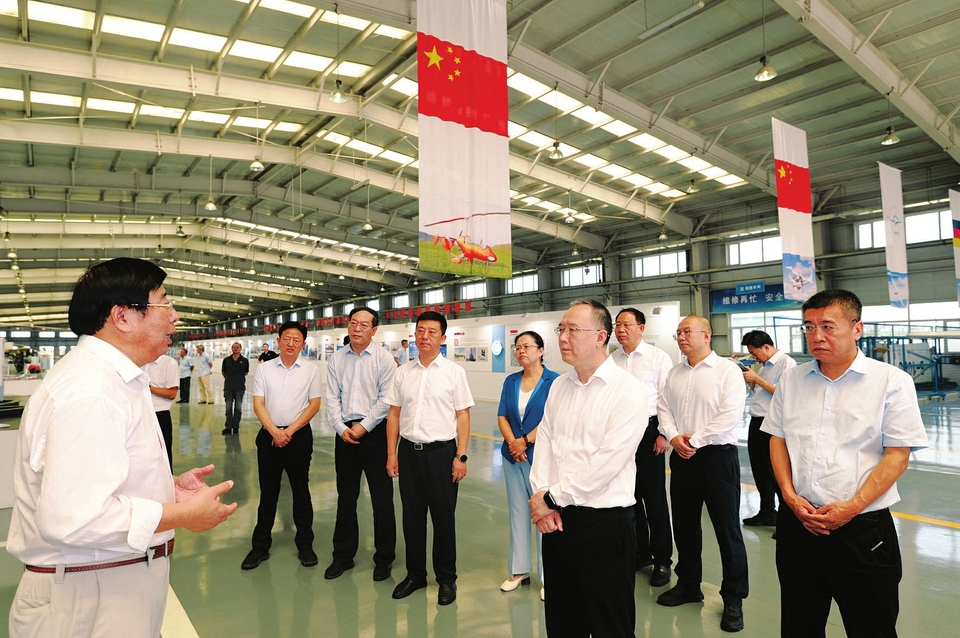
2, 386, 959, 637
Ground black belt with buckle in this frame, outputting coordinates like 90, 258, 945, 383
401, 438, 454, 451
25, 539, 175, 574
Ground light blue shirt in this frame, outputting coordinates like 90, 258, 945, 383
762, 350, 928, 512
178, 355, 193, 378
395, 347, 409, 365
327, 341, 396, 436
195, 353, 212, 376
252, 357, 323, 428
749, 349, 796, 417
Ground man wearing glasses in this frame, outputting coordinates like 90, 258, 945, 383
325, 307, 397, 581
762, 290, 927, 637
7, 258, 237, 637
657, 315, 748, 633
529, 300, 646, 637
612, 308, 675, 588
242, 321, 323, 571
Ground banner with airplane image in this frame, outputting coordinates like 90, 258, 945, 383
879, 162, 908, 308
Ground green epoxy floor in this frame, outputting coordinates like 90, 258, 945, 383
3, 387, 960, 637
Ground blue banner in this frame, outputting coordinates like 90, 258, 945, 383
711, 283, 804, 313
736, 281, 766, 295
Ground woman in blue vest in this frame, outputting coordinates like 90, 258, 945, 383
497, 330, 559, 600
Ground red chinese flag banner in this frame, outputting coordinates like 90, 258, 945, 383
950, 190, 960, 305
418, 0, 512, 278
771, 118, 818, 301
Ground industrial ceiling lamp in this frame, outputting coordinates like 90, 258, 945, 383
687, 179, 699, 194
205, 155, 217, 211
548, 82, 563, 160
155, 244, 164, 254
7, 248, 16, 259
658, 227, 668, 241
176, 225, 186, 237
881, 94, 900, 146
754, 1, 777, 82
329, 6, 348, 104
571, 246, 579, 256
250, 102, 265, 172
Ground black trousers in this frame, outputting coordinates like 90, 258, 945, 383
542, 506, 637, 638
747, 416, 780, 515
223, 389, 244, 429
397, 438, 458, 585
670, 444, 749, 605
332, 421, 396, 566
179, 376, 190, 402
155, 410, 172, 471
777, 506, 902, 638
252, 426, 315, 552
635, 416, 673, 567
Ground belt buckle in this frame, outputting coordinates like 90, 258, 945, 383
413, 443, 424, 451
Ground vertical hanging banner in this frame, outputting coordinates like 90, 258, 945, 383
950, 189, 960, 304
879, 162, 908, 308
771, 118, 818, 301
417, 0, 512, 278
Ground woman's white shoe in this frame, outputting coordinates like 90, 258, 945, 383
500, 574, 531, 592
540, 587, 545, 601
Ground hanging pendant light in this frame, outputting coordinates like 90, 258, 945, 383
880, 94, 900, 146
205, 155, 217, 211
329, 9, 348, 104
754, 1, 776, 82
250, 102, 265, 171
549, 83, 563, 159
686, 180, 699, 194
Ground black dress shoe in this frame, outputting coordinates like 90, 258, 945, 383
241, 549, 269, 570
657, 584, 704, 607
438, 582, 457, 606
392, 577, 427, 599
299, 548, 319, 567
720, 604, 744, 632
373, 564, 392, 582
323, 559, 354, 579
635, 556, 654, 571
221, 427, 232, 435
742, 513, 777, 526
649, 564, 672, 587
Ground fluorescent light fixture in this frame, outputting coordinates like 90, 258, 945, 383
629, 133, 666, 150
571, 106, 612, 126
601, 120, 637, 137
652, 145, 690, 161
623, 173, 653, 187
715, 174, 746, 185
699, 166, 728, 179
87, 98, 136, 113
102, 15, 164, 41
571, 154, 608, 169
507, 72, 549, 98
345, 139, 382, 156
638, 1, 704, 40
29, 1, 93, 29
169, 28, 226, 53
677, 156, 712, 171
598, 164, 632, 179
643, 182, 669, 194
284, 51, 333, 71
517, 130, 553, 148
538, 90, 582, 112
230, 40, 282, 63
378, 150, 415, 165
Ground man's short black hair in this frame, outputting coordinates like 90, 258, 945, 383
741, 330, 774, 349
349, 306, 380, 327
68, 257, 167, 336
279, 321, 307, 341
417, 310, 447, 334
570, 299, 613, 346
617, 308, 646, 325
801, 289, 862, 322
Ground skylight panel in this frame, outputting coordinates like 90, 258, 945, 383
409, 160, 419, 169
322, 131, 350, 144
139, 104, 185, 119
661, 189, 685, 198
521, 196, 541, 206
0, 1, 17, 18
628, 133, 665, 150
187, 111, 229, 124
643, 182, 669, 194
382, 75, 419, 96
0, 88, 25, 102
557, 207, 576, 215
101, 15, 164, 41
235, 116, 273, 129
571, 154, 608, 169
345, 139, 382, 156
334, 61, 371, 77
378, 150, 415, 165
274, 122, 303, 132
558, 142, 579, 156
230, 40, 282, 63
677, 156, 711, 171
623, 173, 653, 187
652, 145, 689, 161
284, 51, 333, 71
517, 130, 553, 148
538, 90, 582, 112
339, 242, 360, 249
534, 201, 561, 212
571, 106, 612, 126
375, 24, 410, 39
573, 213, 595, 222
87, 98, 135, 113
510, 190, 521, 198
320, 12, 370, 30
258, 0, 315, 18
699, 166, 728, 179
29, 1, 93, 29
601, 120, 637, 137
598, 164, 631, 179
507, 121, 526, 138
715, 174, 745, 186
32, 92, 81, 108
506, 72, 549, 98
169, 28, 227, 53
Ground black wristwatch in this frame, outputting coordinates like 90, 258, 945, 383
455, 454, 468, 462
544, 490, 560, 510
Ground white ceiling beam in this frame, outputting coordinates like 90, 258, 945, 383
773, 0, 960, 165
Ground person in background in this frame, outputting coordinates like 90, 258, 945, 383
6, 257, 236, 637
177, 347, 193, 403
221, 342, 249, 435
143, 352, 180, 470
386, 311, 474, 606
258, 343, 278, 362
738, 330, 796, 528
395, 339, 409, 366
497, 330, 559, 600
612, 307, 675, 588
764, 289, 928, 637
242, 322, 323, 571
195, 345, 213, 404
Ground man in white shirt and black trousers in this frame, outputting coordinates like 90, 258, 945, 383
386, 311, 474, 606
657, 315, 748, 633
529, 299, 646, 638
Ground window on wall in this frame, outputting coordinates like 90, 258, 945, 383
460, 282, 487, 300
858, 210, 952, 249
727, 236, 782, 265
393, 294, 409, 308
367, 299, 380, 311
423, 289, 444, 305
306, 309, 315, 320
561, 263, 602, 287
323, 306, 333, 317
730, 310, 804, 355
289, 312, 297, 322
343, 303, 354, 315
634, 250, 688, 277
506, 273, 538, 294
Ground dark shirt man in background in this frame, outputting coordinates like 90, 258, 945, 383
221, 342, 249, 435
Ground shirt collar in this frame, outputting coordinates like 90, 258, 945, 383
275, 356, 302, 370
683, 350, 719, 369
568, 354, 618, 387
78, 334, 148, 384
345, 341, 377, 358
764, 350, 784, 367
810, 349, 866, 381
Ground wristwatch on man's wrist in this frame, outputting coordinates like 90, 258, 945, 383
544, 490, 560, 510
455, 454, 468, 462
